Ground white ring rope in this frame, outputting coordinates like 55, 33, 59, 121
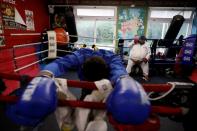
13, 41, 48, 48
68, 34, 117, 41
57, 49, 72, 53
14, 50, 48, 60
167, 82, 194, 86
148, 82, 194, 101
148, 82, 176, 101
9, 32, 118, 41
14, 49, 71, 61
11, 33, 42, 36
14, 57, 48, 72
75, 43, 115, 48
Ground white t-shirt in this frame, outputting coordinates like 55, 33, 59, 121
129, 42, 151, 61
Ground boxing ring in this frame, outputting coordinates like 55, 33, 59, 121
0, 31, 196, 131
0, 71, 195, 131
0, 71, 188, 113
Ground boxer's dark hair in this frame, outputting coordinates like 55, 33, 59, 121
82, 56, 109, 81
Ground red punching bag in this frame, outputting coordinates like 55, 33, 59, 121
54, 28, 70, 45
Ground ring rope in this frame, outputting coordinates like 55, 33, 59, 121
8, 32, 183, 42
14, 50, 48, 60
0, 73, 186, 115
58, 34, 191, 43
148, 82, 176, 101
10, 33, 42, 36
0, 72, 172, 92
68, 34, 116, 41
0, 95, 183, 115
57, 49, 72, 53
14, 57, 48, 72
149, 63, 176, 65
66, 34, 185, 42
148, 81, 195, 101
13, 41, 48, 48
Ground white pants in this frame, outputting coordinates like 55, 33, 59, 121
55, 78, 111, 131
126, 59, 149, 76
75, 93, 107, 131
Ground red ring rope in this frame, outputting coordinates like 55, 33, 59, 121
0, 95, 182, 115
0, 72, 171, 92
0, 72, 183, 115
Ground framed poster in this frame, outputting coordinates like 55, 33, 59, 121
0, 11, 5, 47
117, 7, 146, 39
0, 36, 5, 47
0, 12, 4, 34
0, 3, 16, 29
0, 3, 15, 21
25, 10, 35, 31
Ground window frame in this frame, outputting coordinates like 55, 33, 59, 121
146, 7, 195, 39
73, 6, 117, 50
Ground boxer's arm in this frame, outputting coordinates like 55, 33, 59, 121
102, 50, 151, 124
42, 49, 87, 77
43, 54, 80, 77
107, 53, 128, 84
6, 76, 57, 126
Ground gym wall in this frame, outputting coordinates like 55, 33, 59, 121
0, 0, 50, 48
0, 0, 50, 95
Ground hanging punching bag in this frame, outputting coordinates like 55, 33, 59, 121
164, 15, 185, 58
164, 15, 185, 47
65, 7, 78, 43
52, 7, 78, 43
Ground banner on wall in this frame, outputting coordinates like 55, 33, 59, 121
0, 3, 26, 30
117, 7, 146, 40
0, 3, 16, 29
0, 36, 5, 47
0, 12, 4, 34
15, 8, 26, 26
47, 31, 57, 58
0, 11, 5, 47
0, 3, 15, 21
25, 10, 35, 31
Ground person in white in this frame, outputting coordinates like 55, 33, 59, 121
55, 78, 112, 131
126, 35, 151, 81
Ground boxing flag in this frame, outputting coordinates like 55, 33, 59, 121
182, 35, 196, 65
47, 31, 57, 59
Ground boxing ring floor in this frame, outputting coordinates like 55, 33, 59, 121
0, 69, 189, 131
64, 70, 187, 131
63, 70, 187, 131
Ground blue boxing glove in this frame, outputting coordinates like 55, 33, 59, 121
6, 71, 57, 126
106, 75, 151, 124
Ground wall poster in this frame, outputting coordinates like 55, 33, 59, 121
0, 11, 5, 47
0, 12, 4, 34
117, 7, 147, 54
25, 10, 35, 31
0, 3, 16, 29
0, 36, 5, 47
117, 7, 146, 39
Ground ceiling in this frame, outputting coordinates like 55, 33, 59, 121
49, 0, 197, 7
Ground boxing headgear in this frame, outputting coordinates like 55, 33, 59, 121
54, 28, 70, 45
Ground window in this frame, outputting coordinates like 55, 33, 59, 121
147, 20, 191, 39
74, 6, 116, 51
76, 8, 114, 17
96, 20, 115, 45
150, 10, 193, 19
76, 20, 95, 44
147, 7, 195, 39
